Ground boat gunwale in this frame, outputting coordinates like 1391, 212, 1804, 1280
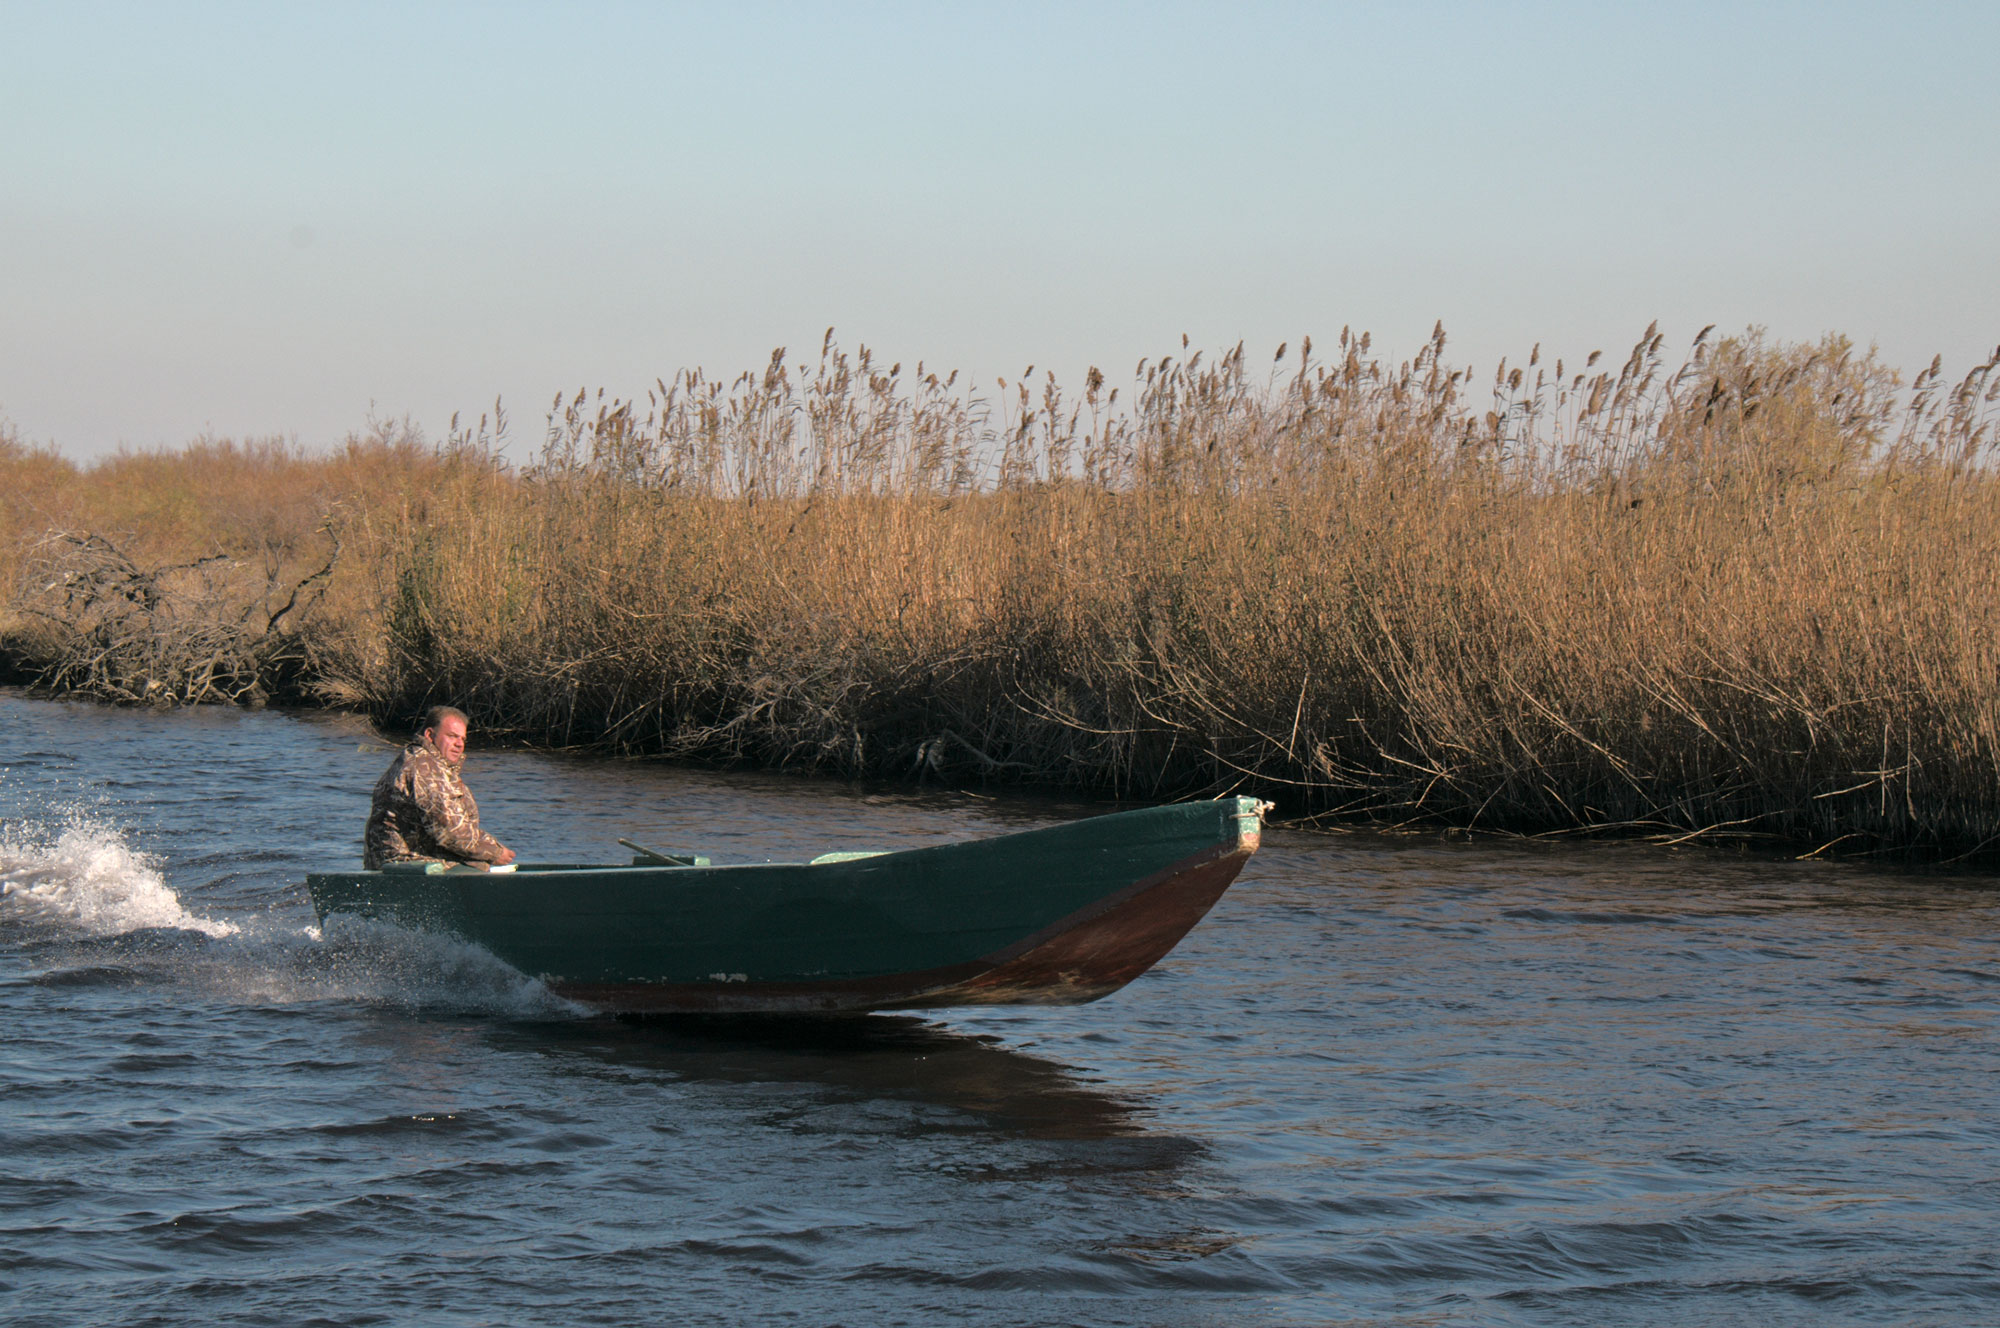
307, 796, 1267, 888
313, 855, 911, 884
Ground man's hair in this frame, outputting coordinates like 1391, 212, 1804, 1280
419, 704, 470, 735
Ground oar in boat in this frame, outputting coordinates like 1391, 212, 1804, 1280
618, 838, 708, 867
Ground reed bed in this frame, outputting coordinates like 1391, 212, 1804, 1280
6, 326, 1999, 859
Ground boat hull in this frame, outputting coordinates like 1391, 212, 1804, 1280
307, 797, 1265, 1013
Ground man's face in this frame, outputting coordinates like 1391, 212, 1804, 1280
427, 714, 469, 764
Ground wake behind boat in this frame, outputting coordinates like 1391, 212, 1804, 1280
306, 797, 1268, 1013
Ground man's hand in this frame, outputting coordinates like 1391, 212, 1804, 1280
494, 846, 517, 865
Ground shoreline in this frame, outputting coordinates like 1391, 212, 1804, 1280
3, 682, 1993, 874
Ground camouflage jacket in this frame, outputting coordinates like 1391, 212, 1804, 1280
362, 736, 509, 870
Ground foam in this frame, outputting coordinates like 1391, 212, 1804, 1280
222, 914, 586, 1018
0, 816, 582, 1019
0, 820, 239, 938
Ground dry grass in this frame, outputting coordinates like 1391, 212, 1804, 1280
6, 325, 1999, 859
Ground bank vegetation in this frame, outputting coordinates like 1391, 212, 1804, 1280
5, 324, 1999, 861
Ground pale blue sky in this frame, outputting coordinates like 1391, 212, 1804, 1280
3, 1, 1995, 456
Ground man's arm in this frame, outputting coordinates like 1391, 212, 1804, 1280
408, 758, 512, 864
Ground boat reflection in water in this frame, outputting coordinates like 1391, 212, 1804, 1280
503, 1013, 1185, 1147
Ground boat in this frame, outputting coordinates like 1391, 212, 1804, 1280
306, 796, 1269, 1013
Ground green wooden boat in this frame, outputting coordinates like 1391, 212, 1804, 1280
306, 797, 1268, 1014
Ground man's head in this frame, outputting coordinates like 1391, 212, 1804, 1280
420, 705, 471, 764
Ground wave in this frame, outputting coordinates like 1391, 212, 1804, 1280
239, 915, 584, 1017
0, 815, 579, 1019
0, 819, 238, 938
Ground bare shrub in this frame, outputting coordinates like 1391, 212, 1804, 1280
17, 530, 338, 705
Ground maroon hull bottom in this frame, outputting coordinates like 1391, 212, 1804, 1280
549, 843, 1253, 1015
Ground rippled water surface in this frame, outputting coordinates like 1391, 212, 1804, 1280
4, 693, 1998, 1326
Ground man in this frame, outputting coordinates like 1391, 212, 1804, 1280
363, 704, 517, 871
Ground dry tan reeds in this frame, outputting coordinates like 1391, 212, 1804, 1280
6, 326, 1999, 859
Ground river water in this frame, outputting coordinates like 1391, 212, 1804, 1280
3, 692, 1997, 1327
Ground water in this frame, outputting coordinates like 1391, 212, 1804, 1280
3, 693, 1997, 1327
